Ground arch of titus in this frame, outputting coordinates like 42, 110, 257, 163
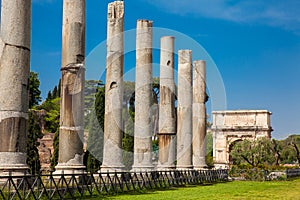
211, 110, 273, 169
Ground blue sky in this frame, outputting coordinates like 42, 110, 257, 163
28, 0, 300, 139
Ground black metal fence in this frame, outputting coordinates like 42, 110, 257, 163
230, 168, 300, 181
286, 168, 300, 179
0, 169, 228, 200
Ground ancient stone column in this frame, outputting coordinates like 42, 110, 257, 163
193, 60, 207, 169
157, 36, 176, 169
101, 1, 125, 172
132, 20, 154, 171
55, 0, 86, 174
176, 50, 193, 169
0, 0, 31, 175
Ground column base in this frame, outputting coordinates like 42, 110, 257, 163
176, 165, 193, 170
0, 152, 29, 176
99, 164, 125, 173
54, 163, 86, 175
131, 165, 154, 172
156, 164, 176, 171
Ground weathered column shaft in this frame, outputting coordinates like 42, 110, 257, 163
0, 0, 31, 174
158, 36, 176, 169
176, 50, 193, 169
132, 19, 154, 171
101, 1, 124, 171
56, 0, 86, 173
193, 60, 207, 169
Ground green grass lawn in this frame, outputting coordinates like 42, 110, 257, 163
86, 178, 300, 200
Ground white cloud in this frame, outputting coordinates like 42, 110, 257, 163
142, 0, 300, 33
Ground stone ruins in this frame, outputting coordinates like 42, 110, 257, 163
0, 0, 272, 174
132, 19, 155, 171
177, 50, 193, 169
55, 0, 86, 174
193, 60, 208, 169
157, 36, 176, 169
212, 110, 273, 169
0, 0, 31, 175
101, 1, 125, 172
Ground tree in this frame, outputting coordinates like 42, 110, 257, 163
46, 79, 60, 101
58, 79, 61, 98
230, 138, 276, 168
50, 129, 59, 171
41, 98, 60, 171
85, 85, 105, 172
274, 135, 300, 165
84, 80, 102, 130
85, 110, 103, 172
284, 135, 300, 166
271, 139, 282, 166
27, 110, 43, 174
29, 71, 42, 108
291, 142, 300, 165
46, 91, 52, 101
38, 83, 60, 171
280, 144, 296, 164
27, 72, 43, 174
38, 98, 60, 133
94, 86, 105, 132
52, 86, 58, 99
206, 132, 214, 168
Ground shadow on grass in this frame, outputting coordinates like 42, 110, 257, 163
81, 183, 224, 200
81, 187, 182, 199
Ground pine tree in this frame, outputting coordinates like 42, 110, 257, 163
46, 91, 52, 101
58, 79, 61, 97
50, 129, 59, 171
27, 110, 43, 174
27, 72, 43, 174
94, 86, 105, 128
85, 110, 103, 172
85, 86, 105, 172
52, 86, 58, 99
29, 72, 42, 108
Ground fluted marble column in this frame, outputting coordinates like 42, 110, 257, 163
193, 60, 207, 169
101, 1, 125, 172
0, 0, 31, 175
55, 0, 86, 174
132, 20, 154, 171
176, 50, 193, 169
157, 36, 176, 169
